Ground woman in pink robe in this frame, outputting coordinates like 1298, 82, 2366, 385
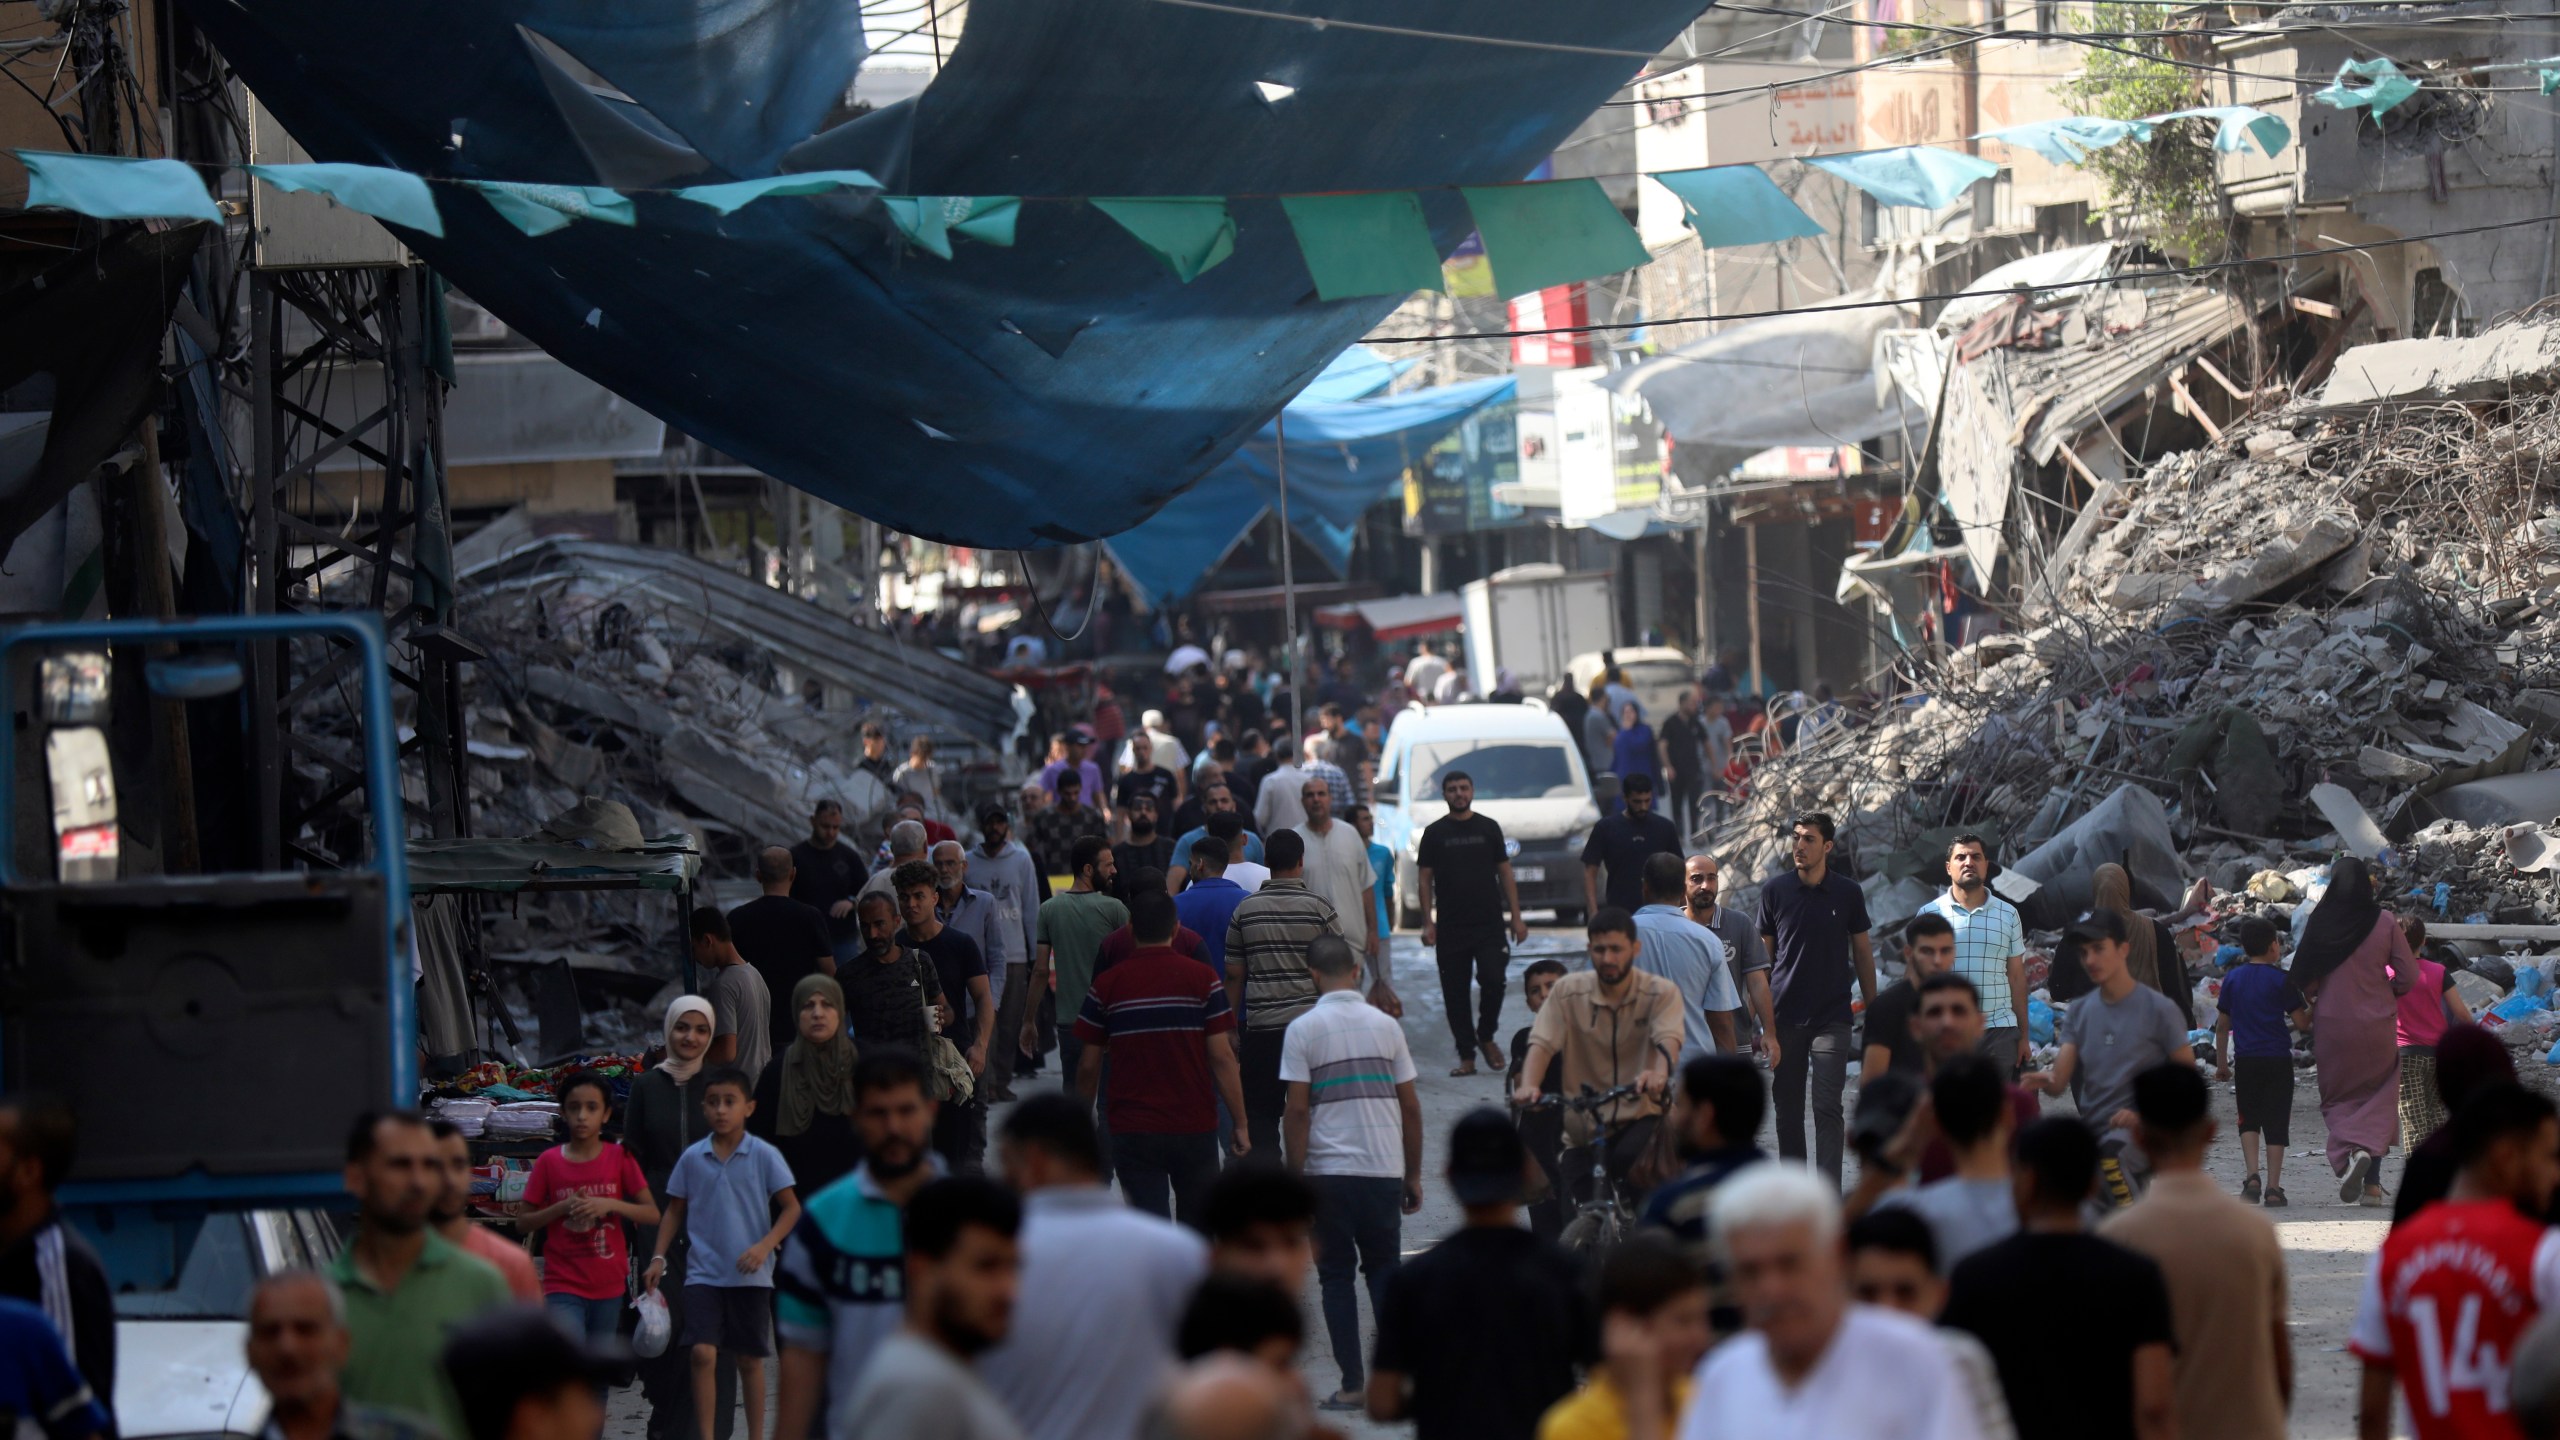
2296, 855, 2415, 1205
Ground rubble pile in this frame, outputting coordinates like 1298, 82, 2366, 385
1708, 317, 2560, 941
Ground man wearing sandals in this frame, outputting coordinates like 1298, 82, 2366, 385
1416, 771, 1528, 1078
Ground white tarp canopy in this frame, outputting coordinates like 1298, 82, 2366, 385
1934, 243, 2115, 332
1602, 296, 1924, 451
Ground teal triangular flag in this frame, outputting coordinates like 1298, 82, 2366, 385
2156, 106, 2290, 157
950, 197, 1020, 247
14, 151, 220, 222
1648, 168, 1824, 250
1805, 147, 1997, 209
1093, 197, 1238, 283
245, 163, 443, 237
1982, 117, 2152, 166
1457, 179, 1651, 299
469, 181, 636, 236
674, 169, 882, 215
1279, 191, 1445, 301
2308, 57, 2421, 120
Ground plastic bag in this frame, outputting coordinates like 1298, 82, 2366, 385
2490, 992, 2550, 1021
2028, 997, 2058, 1047
632, 1288, 670, 1358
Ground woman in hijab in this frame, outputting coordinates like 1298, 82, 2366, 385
622, 997, 727, 1440
749, 974, 864, 1195
2047, 864, 2193, 1019
2293, 853, 2416, 1205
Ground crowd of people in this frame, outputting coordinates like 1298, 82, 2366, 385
20, 641, 2560, 1440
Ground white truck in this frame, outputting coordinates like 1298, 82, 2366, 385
1460, 563, 1616, 701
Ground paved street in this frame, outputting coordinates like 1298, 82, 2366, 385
610, 920, 2390, 1440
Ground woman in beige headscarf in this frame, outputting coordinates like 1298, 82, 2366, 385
749, 974, 863, 1195
2053, 865, 2195, 1023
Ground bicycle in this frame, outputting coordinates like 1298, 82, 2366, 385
1526, 1082, 1646, 1258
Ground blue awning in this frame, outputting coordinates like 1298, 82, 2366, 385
178, 0, 1708, 551
1109, 373, 1516, 605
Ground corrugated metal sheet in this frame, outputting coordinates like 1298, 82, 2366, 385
2017, 285, 2256, 463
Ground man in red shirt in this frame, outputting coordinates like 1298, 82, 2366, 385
1074, 888, 1250, 1227
2353, 1083, 2560, 1440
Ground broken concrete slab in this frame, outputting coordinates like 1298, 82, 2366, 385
2314, 324, 2560, 408
2175, 509, 2361, 614
2360, 746, 2436, 783
2310, 783, 2392, 860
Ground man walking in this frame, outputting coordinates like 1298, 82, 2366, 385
1638, 1055, 1769, 1341
1223, 830, 1343, 1154
934, 841, 1018, 1101
1417, 770, 1528, 1077
1111, 795, 1175, 902
1686, 854, 1776, 1064
1861, 1054, 2020, 1273
331, 1112, 514, 1440
1294, 778, 1382, 985
1632, 853, 1741, 1064
1861, 914, 1958, 1084
1026, 838, 1128, 1159
1252, 738, 1311, 835
1027, 774, 1107, 879
982, 1096, 1207, 1440
0, 1100, 113, 1410
835, 1178, 1025, 1440
2352, 1084, 2560, 1440
1915, 835, 2030, 1071
789, 801, 871, 972
1757, 813, 1875, 1187
1943, 1119, 2176, 1440
776, 1050, 946, 1440
898, 862, 993, 1173
860, 822, 930, 905
2102, 1064, 2291, 1440
1581, 774, 1682, 918
1366, 1110, 1591, 1440
1682, 1167, 1980, 1440
689, 907, 775, 1087
1167, 781, 1263, 891
1075, 890, 1251, 1223
1171, 837, 1251, 982
246, 1271, 440, 1440
1280, 935, 1422, 1415
969, 805, 1044, 1091
1660, 689, 1709, 837
2023, 909, 2193, 1202
728, 848, 837, 1069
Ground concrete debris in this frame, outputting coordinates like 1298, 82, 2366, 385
1712, 313, 2560, 950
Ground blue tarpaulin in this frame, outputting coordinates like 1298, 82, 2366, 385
1107, 370, 1515, 605
177, 0, 1711, 550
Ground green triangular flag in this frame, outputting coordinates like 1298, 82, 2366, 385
1093, 197, 1237, 283
1458, 178, 1651, 299
1278, 191, 1445, 302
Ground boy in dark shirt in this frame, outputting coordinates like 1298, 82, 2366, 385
1509, 959, 1570, 1242
2212, 916, 2309, 1207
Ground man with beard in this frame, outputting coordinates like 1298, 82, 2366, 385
837, 1178, 1026, 1440
968, 804, 1046, 1094
426, 1120, 537, 1300
328, 1112, 513, 1440
1686, 855, 1777, 1065
777, 1049, 946, 1440
1112, 794, 1176, 904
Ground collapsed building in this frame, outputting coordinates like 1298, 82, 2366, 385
1712, 315, 2560, 1045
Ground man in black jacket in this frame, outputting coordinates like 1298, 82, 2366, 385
0, 1099, 114, 1418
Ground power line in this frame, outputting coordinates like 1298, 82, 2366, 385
1363, 209, 2560, 344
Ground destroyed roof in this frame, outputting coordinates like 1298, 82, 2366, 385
460, 534, 1016, 744
408, 834, 703, 894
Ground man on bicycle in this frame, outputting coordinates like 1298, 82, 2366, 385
1512, 908, 1686, 1207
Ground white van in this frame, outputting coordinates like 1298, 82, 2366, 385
1373, 703, 1600, 926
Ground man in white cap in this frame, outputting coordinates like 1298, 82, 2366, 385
1139, 710, 1191, 783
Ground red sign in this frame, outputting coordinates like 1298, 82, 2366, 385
1510, 284, 1595, 368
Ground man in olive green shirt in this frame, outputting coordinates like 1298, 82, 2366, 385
330, 1112, 512, 1440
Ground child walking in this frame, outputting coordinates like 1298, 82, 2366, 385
647, 1067, 802, 1440
2393, 914, 2476, 1149
2213, 916, 2310, 1207
518, 1071, 661, 1346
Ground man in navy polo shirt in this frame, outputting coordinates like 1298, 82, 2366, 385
1756, 812, 1875, 1189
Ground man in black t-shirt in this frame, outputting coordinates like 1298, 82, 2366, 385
1943, 1117, 2176, 1440
1416, 772, 1526, 1075
1111, 794, 1176, 903
1114, 730, 1183, 825
1756, 812, 1877, 1189
1368, 1109, 1593, 1440
1659, 689, 1708, 836
727, 846, 837, 1061
788, 799, 871, 966
1860, 911, 1956, 1082
897, 860, 991, 1174
1578, 773, 1683, 916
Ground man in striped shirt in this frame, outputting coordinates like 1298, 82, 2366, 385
1224, 829, 1344, 1155
1074, 890, 1249, 1226
1913, 834, 2030, 1071
1280, 935, 1421, 1413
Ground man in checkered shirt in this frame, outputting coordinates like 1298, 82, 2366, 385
1913, 834, 2030, 1072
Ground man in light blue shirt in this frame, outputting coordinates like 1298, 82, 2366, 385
1630, 852, 1740, 1062
1913, 833, 2030, 1069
